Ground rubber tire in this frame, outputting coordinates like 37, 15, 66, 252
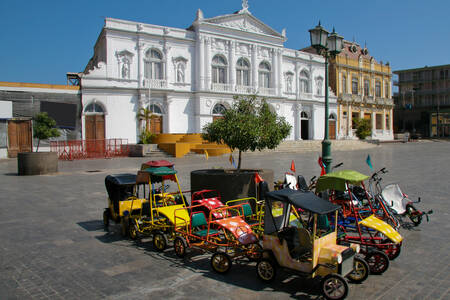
174, 237, 187, 258
210, 252, 232, 274
103, 209, 109, 230
347, 256, 370, 283
246, 243, 263, 262
365, 250, 389, 275
406, 204, 422, 226
129, 222, 139, 240
120, 217, 129, 237
382, 240, 402, 260
153, 232, 168, 252
321, 274, 349, 300
256, 259, 277, 282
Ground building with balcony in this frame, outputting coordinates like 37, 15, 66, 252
394, 64, 450, 137
79, 3, 337, 143
304, 41, 394, 140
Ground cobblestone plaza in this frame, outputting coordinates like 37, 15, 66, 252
0, 141, 449, 299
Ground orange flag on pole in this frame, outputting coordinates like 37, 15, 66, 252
254, 172, 264, 184
290, 160, 296, 173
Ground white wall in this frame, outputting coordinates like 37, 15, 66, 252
0, 101, 12, 118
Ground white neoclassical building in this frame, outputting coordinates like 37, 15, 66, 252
80, 3, 337, 143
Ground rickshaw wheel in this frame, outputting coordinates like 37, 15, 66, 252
321, 274, 348, 300
174, 237, 187, 258
120, 217, 129, 237
256, 259, 276, 282
210, 252, 232, 274
406, 204, 422, 226
103, 209, 109, 230
365, 250, 389, 275
129, 223, 139, 240
153, 232, 167, 252
246, 243, 263, 262
381, 240, 401, 260
347, 256, 369, 283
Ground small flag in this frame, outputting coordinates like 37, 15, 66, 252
366, 154, 373, 170
254, 172, 264, 184
290, 160, 296, 173
318, 156, 326, 176
204, 149, 209, 160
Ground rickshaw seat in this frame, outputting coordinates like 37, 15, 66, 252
191, 212, 219, 237
293, 228, 313, 258
136, 171, 150, 185
242, 203, 253, 217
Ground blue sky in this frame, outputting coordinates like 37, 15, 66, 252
0, 0, 448, 85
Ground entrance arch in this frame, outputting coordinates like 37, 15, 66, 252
84, 102, 105, 140
149, 104, 163, 134
300, 111, 309, 140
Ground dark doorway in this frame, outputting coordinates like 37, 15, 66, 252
301, 119, 309, 140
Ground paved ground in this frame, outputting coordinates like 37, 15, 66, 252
0, 140, 449, 300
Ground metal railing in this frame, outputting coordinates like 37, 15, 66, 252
50, 139, 129, 160
235, 85, 255, 94
144, 79, 167, 89
211, 83, 233, 92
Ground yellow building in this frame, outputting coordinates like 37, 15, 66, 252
329, 41, 394, 140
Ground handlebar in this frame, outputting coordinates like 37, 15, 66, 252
333, 162, 343, 169
371, 168, 388, 180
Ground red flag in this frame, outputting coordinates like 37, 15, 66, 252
318, 157, 326, 176
254, 172, 264, 184
290, 160, 296, 173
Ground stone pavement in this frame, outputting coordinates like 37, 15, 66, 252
0, 140, 449, 299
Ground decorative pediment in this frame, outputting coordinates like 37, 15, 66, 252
202, 12, 283, 39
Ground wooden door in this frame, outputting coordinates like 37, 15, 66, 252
85, 115, 105, 156
329, 120, 336, 140
150, 116, 162, 134
8, 120, 32, 158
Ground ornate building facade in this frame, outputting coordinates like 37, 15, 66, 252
307, 41, 394, 140
80, 4, 337, 143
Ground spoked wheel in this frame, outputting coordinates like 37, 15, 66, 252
380, 240, 402, 260
364, 250, 389, 275
129, 222, 139, 240
174, 237, 187, 258
210, 252, 232, 274
246, 243, 263, 262
346, 256, 369, 283
321, 274, 349, 300
256, 259, 276, 282
153, 232, 168, 252
406, 204, 422, 226
120, 217, 129, 237
103, 209, 109, 230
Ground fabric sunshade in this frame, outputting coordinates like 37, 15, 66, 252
142, 167, 177, 176
315, 170, 370, 192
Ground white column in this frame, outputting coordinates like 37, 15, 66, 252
137, 41, 145, 88
296, 103, 302, 140
164, 46, 170, 83
197, 36, 205, 90
348, 104, 352, 137
205, 37, 211, 90
272, 48, 278, 94
372, 111, 376, 137
295, 61, 299, 99
277, 49, 282, 96
389, 108, 393, 135
251, 45, 258, 89
382, 108, 386, 132
229, 41, 235, 90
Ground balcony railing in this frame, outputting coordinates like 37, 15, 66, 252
211, 83, 233, 92
258, 87, 276, 96
235, 85, 256, 94
144, 79, 167, 89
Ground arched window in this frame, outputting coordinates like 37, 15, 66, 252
300, 111, 309, 119
384, 81, 390, 98
352, 77, 359, 95
300, 70, 310, 93
375, 80, 381, 97
212, 55, 227, 84
236, 58, 250, 86
84, 102, 104, 114
258, 61, 271, 88
329, 114, 336, 120
145, 49, 163, 79
148, 104, 162, 114
212, 103, 227, 115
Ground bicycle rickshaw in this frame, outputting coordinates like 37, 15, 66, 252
126, 166, 190, 251
316, 170, 403, 273
256, 189, 369, 300
173, 203, 261, 274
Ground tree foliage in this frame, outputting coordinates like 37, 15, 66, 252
33, 112, 60, 151
202, 95, 291, 169
137, 107, 153, 135
354, 117, 372, 140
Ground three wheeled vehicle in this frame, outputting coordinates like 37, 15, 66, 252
103, 173, 148, 236
127, 166, 190, 251
256, 189, 369, 300
173, 203, 261, 274
316, 170, 403, 273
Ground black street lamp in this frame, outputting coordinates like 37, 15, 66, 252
309, 22, 343, 173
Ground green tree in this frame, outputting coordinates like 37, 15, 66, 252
354, 117, 372, 140
202, 95, 291, 169
137, 107, 153, 134
33, 112, 60, 152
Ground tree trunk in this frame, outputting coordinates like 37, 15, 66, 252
237, 150, 242, 170
145, 118, 150, 133
36, 139, 40, 152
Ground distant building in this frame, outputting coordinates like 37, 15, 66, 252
79, 3, 337, 143
394, 64, 450, 137
0, 81, 81, 157
304, 41, 394, 140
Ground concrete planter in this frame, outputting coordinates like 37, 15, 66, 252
17, 152, 58, 175
128, 144, 157, 157
191, 169, 274, 203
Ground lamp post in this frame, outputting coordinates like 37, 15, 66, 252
309, 22, 343, 173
